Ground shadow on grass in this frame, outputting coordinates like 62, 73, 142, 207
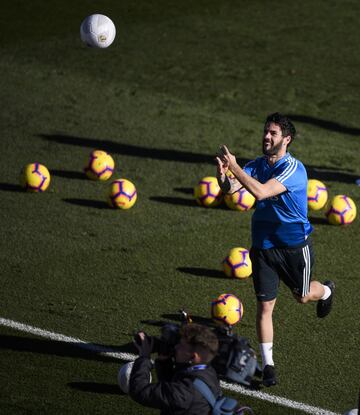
0, 334, 137, 362
305, 167, 358, 184
38, 133, 249, 166
150, 196, 229, 210
0, 183, 24, 192
308, 216, 329, 225
68, 382, 122, 395
288, 114, 360, 136
63, 198, 109, 209
39, 133, 359, 183
174, 187, 193, 195
140, 315, 215, 329
149, 196, 196, 207
51, 169, 86, 180
177, 267, 225, 279
161, 313, 215, 327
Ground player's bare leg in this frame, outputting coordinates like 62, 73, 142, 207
293, 280, 335, 318
294, 281, 325, 303
257, 299, 277, 386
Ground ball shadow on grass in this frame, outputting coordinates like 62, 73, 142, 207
62, 198, 109, 209
149, 196, 196, 207
177, 267, 225, 279
149, 196, 230, 210
173, 187, 193, 195
51, 169, 87, 180
0, 182, 24, 192
308, 216, 329, 225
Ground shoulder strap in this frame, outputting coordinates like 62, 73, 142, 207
192, 378, 216, 407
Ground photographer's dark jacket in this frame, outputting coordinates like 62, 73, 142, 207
129, 357, 221, 414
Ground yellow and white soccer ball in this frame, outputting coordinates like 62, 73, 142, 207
326, 195, 357, 225
307, 179, 328, 210
108, 178, 137, 209
194, 176, 222, 207
118, 361, 152, 394
211, 293, 244, 326
224, 188, 255, 211
80, 14, 116, 48
84, 150, 115, 181
223, 247, 252, 279
21, 163, 51, 192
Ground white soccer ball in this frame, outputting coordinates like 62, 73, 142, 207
80, 14, 116, 48
117, 361, 152, 394
118, 361, 134, 394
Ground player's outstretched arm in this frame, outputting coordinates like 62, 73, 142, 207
219, 145, 286, 200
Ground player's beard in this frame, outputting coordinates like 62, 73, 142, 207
262, 139, 285, 156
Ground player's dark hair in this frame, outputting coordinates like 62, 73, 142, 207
265, 112, 296, 146
180, 324, 219, 363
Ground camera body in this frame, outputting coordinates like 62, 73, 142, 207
212, 326, 258, 386
134, 323, 181, 357
134, 321, 258, 386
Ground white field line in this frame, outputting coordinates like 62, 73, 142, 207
0, 317, 339, 415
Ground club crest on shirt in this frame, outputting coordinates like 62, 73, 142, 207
265, 196, 279, 201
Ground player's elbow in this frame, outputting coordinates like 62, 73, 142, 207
254, 190, 268, 201
255, 187, 279, 201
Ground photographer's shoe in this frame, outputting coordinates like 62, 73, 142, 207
317, 280, 335, 318
262, 365, 277, 387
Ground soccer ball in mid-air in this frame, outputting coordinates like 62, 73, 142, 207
118, 361, 152, 394
326, 195, 357, 225
223, 247, 252, 279
108, 178, 137, 209
84, 150, 114, 181
307, 179, 328, 210
21, 163, 51, 192
80, 14, 116, 48
224, 188, 255, 211
211, 293, 244, 326
194, 176, 222, 207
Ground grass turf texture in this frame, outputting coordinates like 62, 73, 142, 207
0, 0, 359, 413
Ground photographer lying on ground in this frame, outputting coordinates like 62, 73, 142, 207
129, 323, 221, 414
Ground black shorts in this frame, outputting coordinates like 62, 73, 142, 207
250, 239, 315, 302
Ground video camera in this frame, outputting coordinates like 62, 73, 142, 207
134, 310, 259, 387
211, 324, 258, 387
134, 322, 181, 357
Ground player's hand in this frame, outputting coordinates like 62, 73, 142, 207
133, 332, 154, 358
215, 156, 229, 177
219, 145, 237, 171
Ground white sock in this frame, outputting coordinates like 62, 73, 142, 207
259, 342, 274, 369
321, 285, 331, 300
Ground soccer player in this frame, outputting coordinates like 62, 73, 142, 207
216, 112, 335, 387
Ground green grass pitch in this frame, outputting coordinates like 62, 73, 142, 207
0, 0, 359, 414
